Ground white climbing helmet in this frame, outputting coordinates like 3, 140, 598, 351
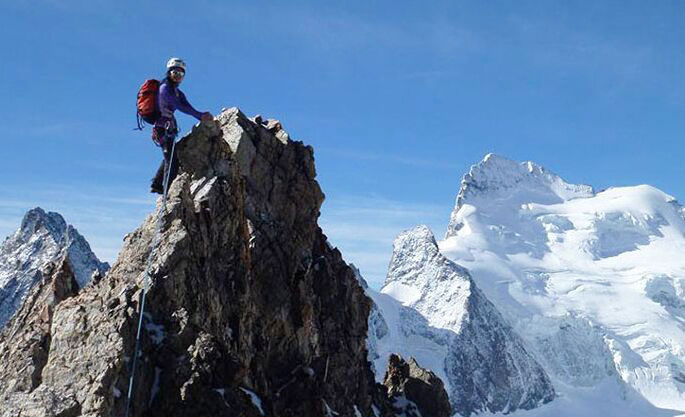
166, 57, 186, 72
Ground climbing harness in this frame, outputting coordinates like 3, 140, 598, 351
124, 136, 177, 417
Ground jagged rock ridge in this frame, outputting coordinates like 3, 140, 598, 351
0, 207, 109, 329
0, 256, 83, 415
0, 108, 439, 417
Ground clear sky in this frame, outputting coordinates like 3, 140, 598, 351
1, 1, 684, 288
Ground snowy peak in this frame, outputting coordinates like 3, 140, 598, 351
0, 207, 108, 329
385, 225, 469, 286
382, 225, 472, 329
372, 225, 555, 415
439, 155, 685, 413
17, 207, 68, 243
459, 153, 594, 204
447, 154, 593, 237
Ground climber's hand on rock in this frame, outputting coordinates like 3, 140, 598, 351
201, 112, 214, 122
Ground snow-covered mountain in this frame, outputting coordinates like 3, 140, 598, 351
366, 226, 555, 416
394, 153, 685, 416
368, 153, 685, 416
0, 207, 109, 329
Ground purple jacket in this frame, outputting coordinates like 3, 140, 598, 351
155, 78, 203, 128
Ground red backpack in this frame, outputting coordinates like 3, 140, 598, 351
135, 79, 160, 129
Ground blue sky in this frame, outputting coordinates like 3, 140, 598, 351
2, 1, 684, 288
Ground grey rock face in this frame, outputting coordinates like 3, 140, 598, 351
0, 208, 109, 330
0, 257, 79, 396
375, 225, 555, 416
0, 108, 401, 417
383, 354, 451, 417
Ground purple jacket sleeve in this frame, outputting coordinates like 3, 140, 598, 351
177, 90, 204, 120
158, 82, 204, 121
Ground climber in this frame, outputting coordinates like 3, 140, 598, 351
150, 57, 213, 194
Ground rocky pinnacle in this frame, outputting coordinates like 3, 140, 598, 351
0, 108, 445, 417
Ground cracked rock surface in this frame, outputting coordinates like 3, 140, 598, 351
383, 354, 451, 417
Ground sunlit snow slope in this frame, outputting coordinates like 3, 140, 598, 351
440, 154, 685, 415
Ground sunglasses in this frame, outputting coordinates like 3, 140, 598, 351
170, 69, 185, 78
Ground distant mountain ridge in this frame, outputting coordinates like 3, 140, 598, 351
0, 207, 109, 329
376, 153, 685, 416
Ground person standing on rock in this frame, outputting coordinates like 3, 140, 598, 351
150, 57, 213, 194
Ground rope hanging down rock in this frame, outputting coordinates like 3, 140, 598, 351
124, 137, 177, 417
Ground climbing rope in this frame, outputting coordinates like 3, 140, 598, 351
124, 136, 177, 417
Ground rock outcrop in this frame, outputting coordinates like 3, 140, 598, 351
383, 354, 451, 417
0, 256, 81, 411
0, 207, 109, 329
0, 108, 414, 416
